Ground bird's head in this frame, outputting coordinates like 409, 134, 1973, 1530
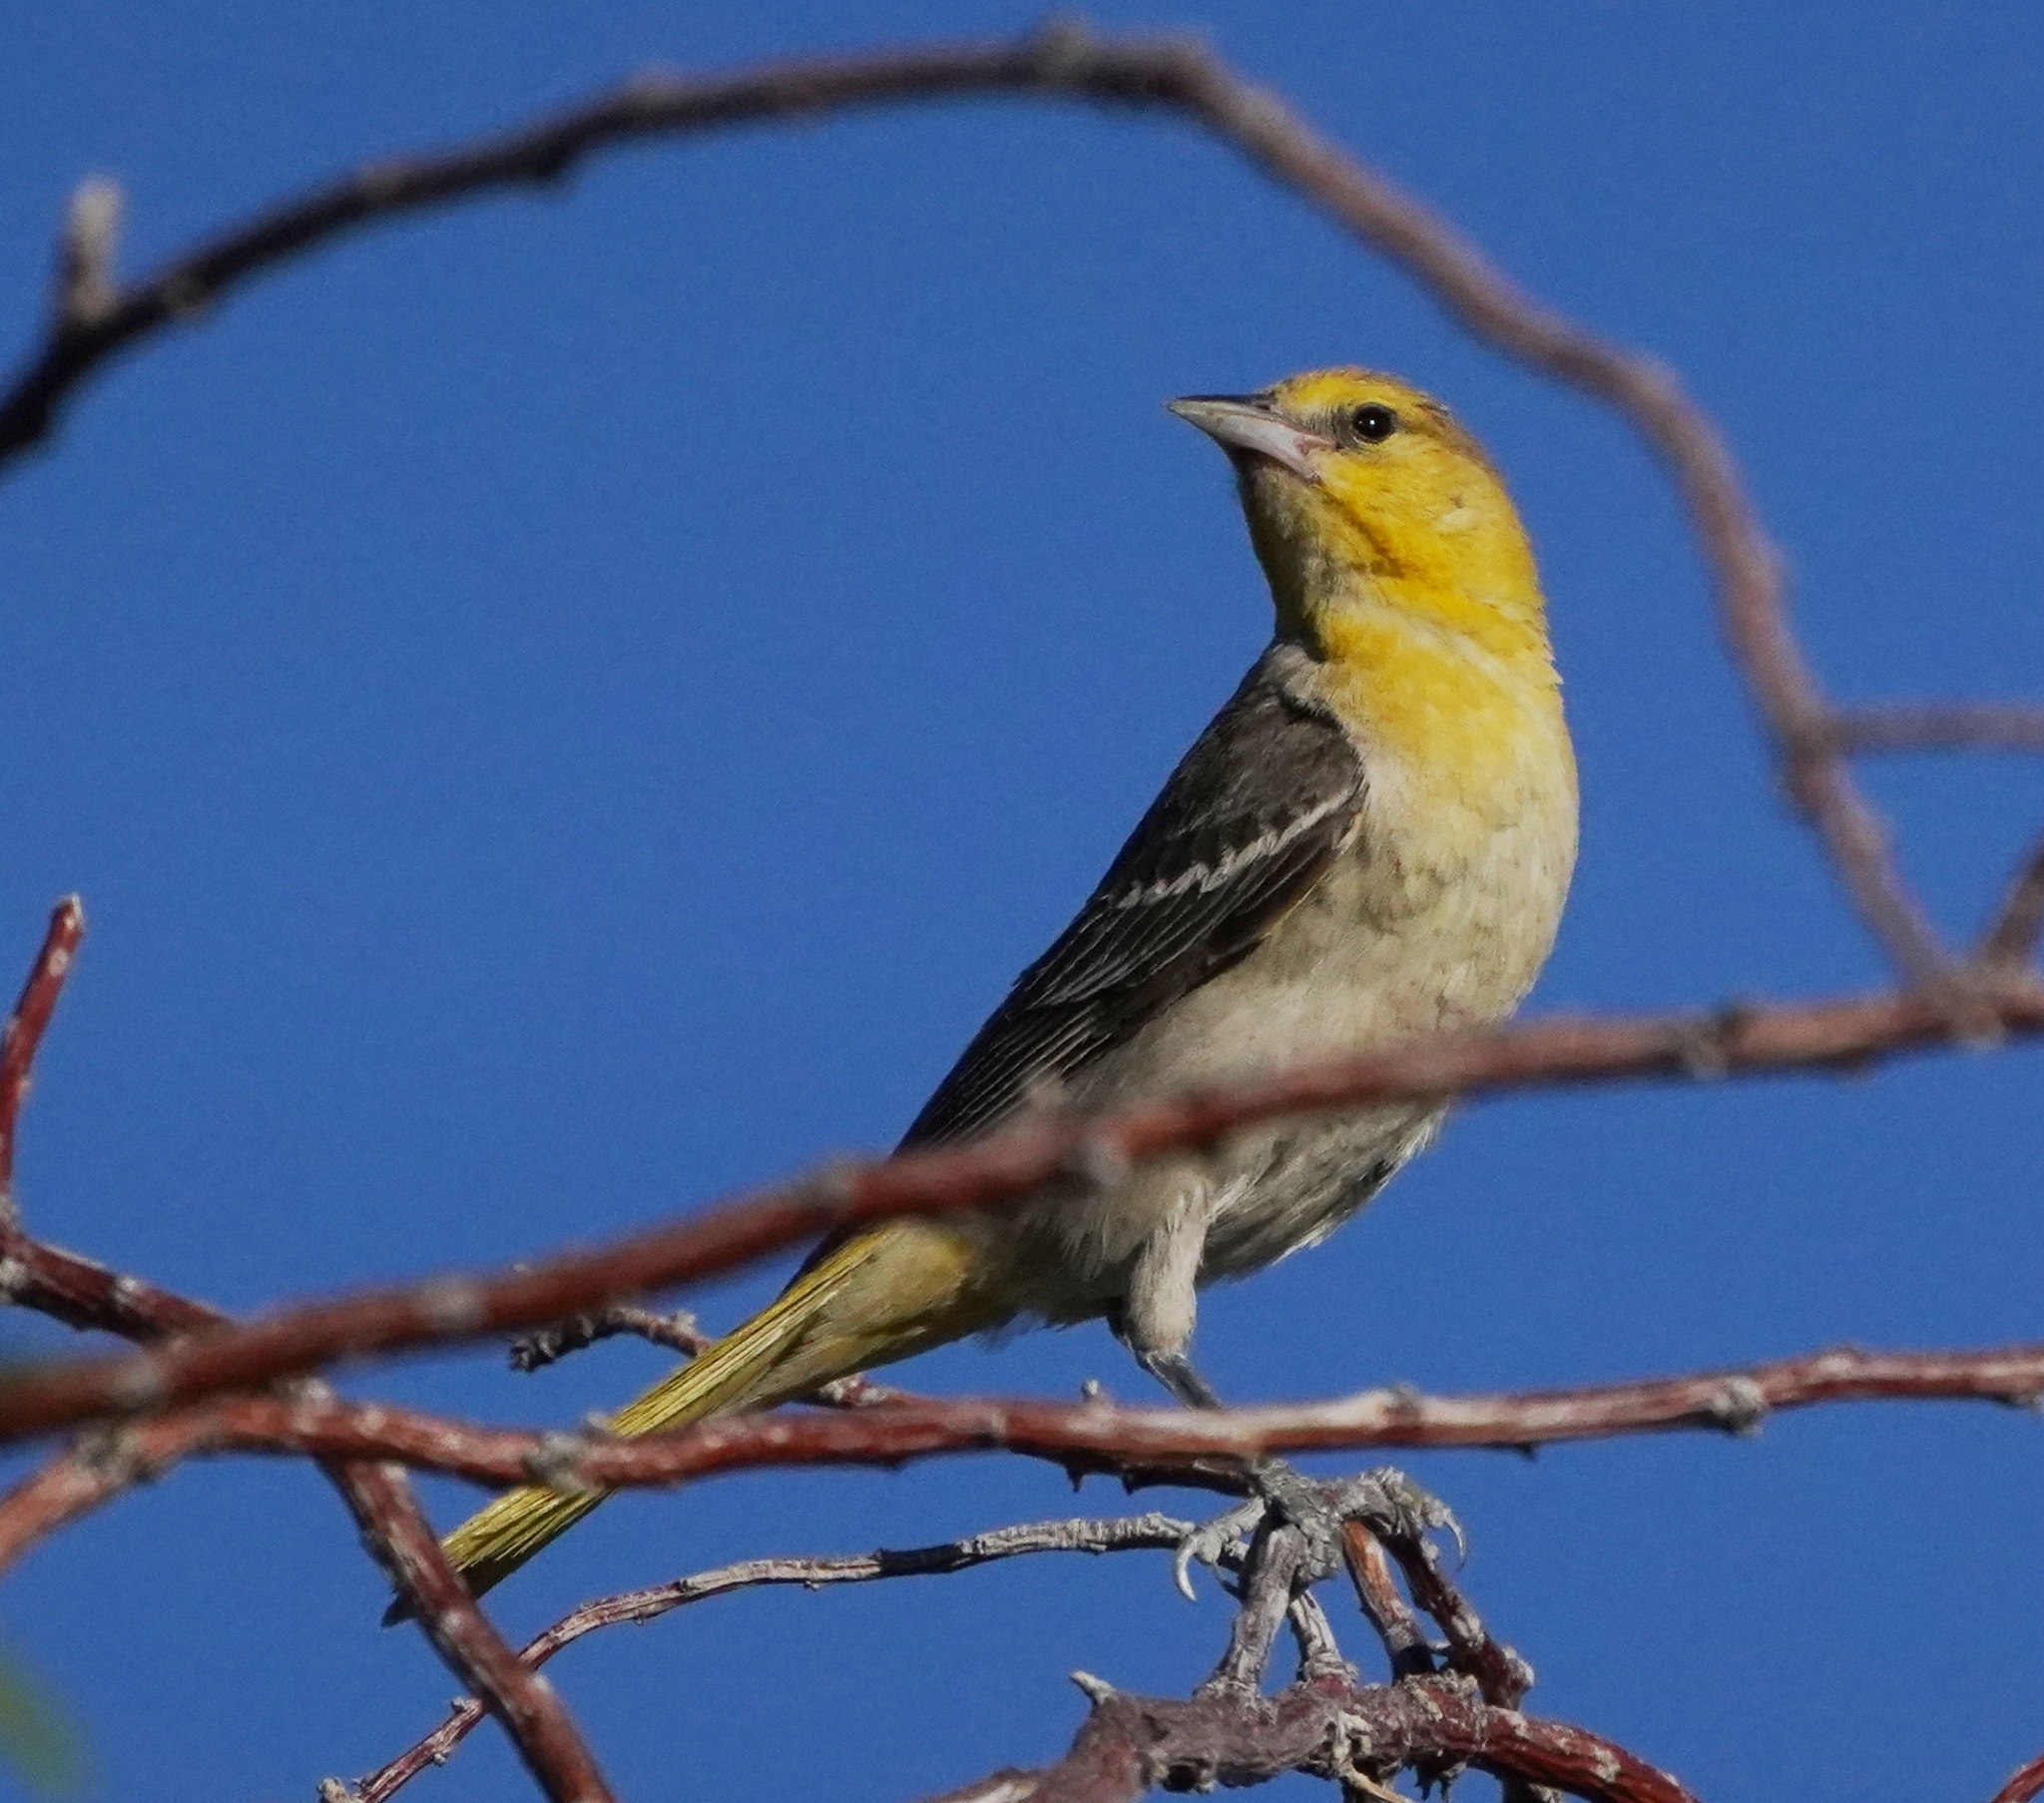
1170, 369, 1547, 666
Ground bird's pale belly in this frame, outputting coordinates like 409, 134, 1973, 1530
996, 761, 1573, 1324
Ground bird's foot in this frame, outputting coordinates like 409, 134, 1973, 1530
1171, 1461, 1462, 1601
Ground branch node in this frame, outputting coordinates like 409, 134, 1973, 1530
53, 178, 124, 331
157, 271, 211, 323
1026, 12, 1097, 80
523, 1430, 600, 1495
1705, 1375, 1769, 1436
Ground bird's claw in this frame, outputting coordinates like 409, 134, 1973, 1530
1171, 1463, 1464, 1603
1327, 1466, 1466, 1564
1172, 1497, 1264, 1600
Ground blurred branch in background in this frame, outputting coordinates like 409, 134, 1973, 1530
1, 19, 2041, 1803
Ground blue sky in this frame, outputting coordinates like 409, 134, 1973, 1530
2, 4, 2042, 1799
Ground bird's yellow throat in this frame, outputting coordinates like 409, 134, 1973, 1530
1237, 369, 1569, 813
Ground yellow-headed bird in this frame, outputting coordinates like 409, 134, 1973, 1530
423, 369, 1578, 1607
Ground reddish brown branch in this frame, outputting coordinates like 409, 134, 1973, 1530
334, 1460, 615, 1803
7, 1340, 2035, 1522
0, 897, 83, 1198
921, 1673, 1698, 1803
0, 978, 2038, 1449
1988, 1751, 2044, 1803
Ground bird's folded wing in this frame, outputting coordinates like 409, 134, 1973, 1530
901, 650, 1365, 1148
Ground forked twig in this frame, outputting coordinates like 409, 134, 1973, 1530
345, 1513, 1203, 1800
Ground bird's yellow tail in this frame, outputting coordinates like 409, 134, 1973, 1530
399, 1216, 1001, 1616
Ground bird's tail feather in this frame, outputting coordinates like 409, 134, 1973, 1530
391, 1216, 999, 1618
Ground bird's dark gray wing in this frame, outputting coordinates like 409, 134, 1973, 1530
900, 651, 1364, 1148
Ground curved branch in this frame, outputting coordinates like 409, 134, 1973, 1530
0, 977, 2038, 1448
0, 22, 1967, 984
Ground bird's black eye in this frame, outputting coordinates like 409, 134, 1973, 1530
1349, 403, 1398, 444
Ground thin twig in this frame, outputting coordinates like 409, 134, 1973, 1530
1, 976, 2040, 1448
1977, 827, 2044, 972
52, 181, 123, 331
0, 22, 1974, 986
1340, 1527, 1433, 1681
1828, 703, 2044, 757
0, 897, 83, 1201
347, 1513, 1202, 1801
334, 1459, 615, 1803
508, 1305, 711, 1373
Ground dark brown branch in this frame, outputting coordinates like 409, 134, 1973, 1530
346, 1512, 1204, 1801
1978, 827, 2044, 972
0, 23, 1972, 985
1827, 703, 2044, 757
920, 1673, 1699, 1803
0, 978, 2039, 1448
10, 1340, 2038, 1518
0, 897, 83, 1200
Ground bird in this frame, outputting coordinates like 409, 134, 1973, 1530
414, 367, 1579, 1610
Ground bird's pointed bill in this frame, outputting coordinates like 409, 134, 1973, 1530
1168, 394, 1330, 483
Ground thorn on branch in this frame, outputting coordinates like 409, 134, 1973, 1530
1068, 1668, 1117, 1706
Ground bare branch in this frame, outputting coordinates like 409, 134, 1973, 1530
334, 1459, 615, 1803
1340, 1529, 1433, 1681
507, 1305, 711, 1373
11, 1340, 2038, 1515
1978, 827, 2044, 972
0, 978, 2038, 1447
1988, 1751, 2044, 1803
1828, 703, 2044, 757
0, 914, 616, 1798
918, 1673, 1699, 1803
347, 1513, 1203, 1801
0, 897, 83, 1202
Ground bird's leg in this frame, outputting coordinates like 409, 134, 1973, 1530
1139, 1342, 1353, 1599
1119, 1192, 1448, 1603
